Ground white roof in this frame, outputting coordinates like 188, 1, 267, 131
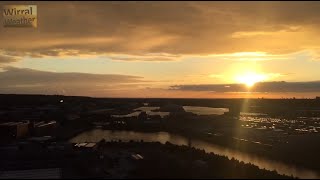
74, 143, 86, 147
85, 143, 96, 148
0, 168, 61, 179
131, 154, 144, 160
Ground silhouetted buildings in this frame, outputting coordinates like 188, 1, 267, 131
0, 120, 58, 142
0, 121, 30, 141
74, 142, 98, 152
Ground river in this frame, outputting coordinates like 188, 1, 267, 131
70, 129, 320, 179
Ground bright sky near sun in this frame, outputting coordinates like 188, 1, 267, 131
1, 2, 320, 98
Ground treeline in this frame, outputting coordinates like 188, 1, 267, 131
97, 141, 293, 179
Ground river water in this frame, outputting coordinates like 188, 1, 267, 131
70, 129, 320, 179
112, 106, 230, 118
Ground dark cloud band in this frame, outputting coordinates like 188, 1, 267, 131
170, 81, 320, 93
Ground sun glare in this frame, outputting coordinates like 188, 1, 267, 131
235, 72, 267, 87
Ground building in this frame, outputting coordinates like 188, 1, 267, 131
73, 142, 98, 152
33, 121, 58, 136
0, 168, 62, 179
0, 121, 30, 140
131, 153, 144, 160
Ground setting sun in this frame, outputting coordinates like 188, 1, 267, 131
235, 72, 267, 87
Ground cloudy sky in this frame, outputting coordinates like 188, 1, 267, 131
1, 1, 320, 98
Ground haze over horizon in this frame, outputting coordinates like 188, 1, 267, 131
1, 1, 320, 98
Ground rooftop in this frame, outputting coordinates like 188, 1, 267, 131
0, 168, 61, 179
0, 121, 29, 126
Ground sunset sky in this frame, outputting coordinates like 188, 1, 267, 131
1, 1, 320, 98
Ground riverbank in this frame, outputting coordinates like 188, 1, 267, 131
97, 141, 291, 179
69, 125, 320, 176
